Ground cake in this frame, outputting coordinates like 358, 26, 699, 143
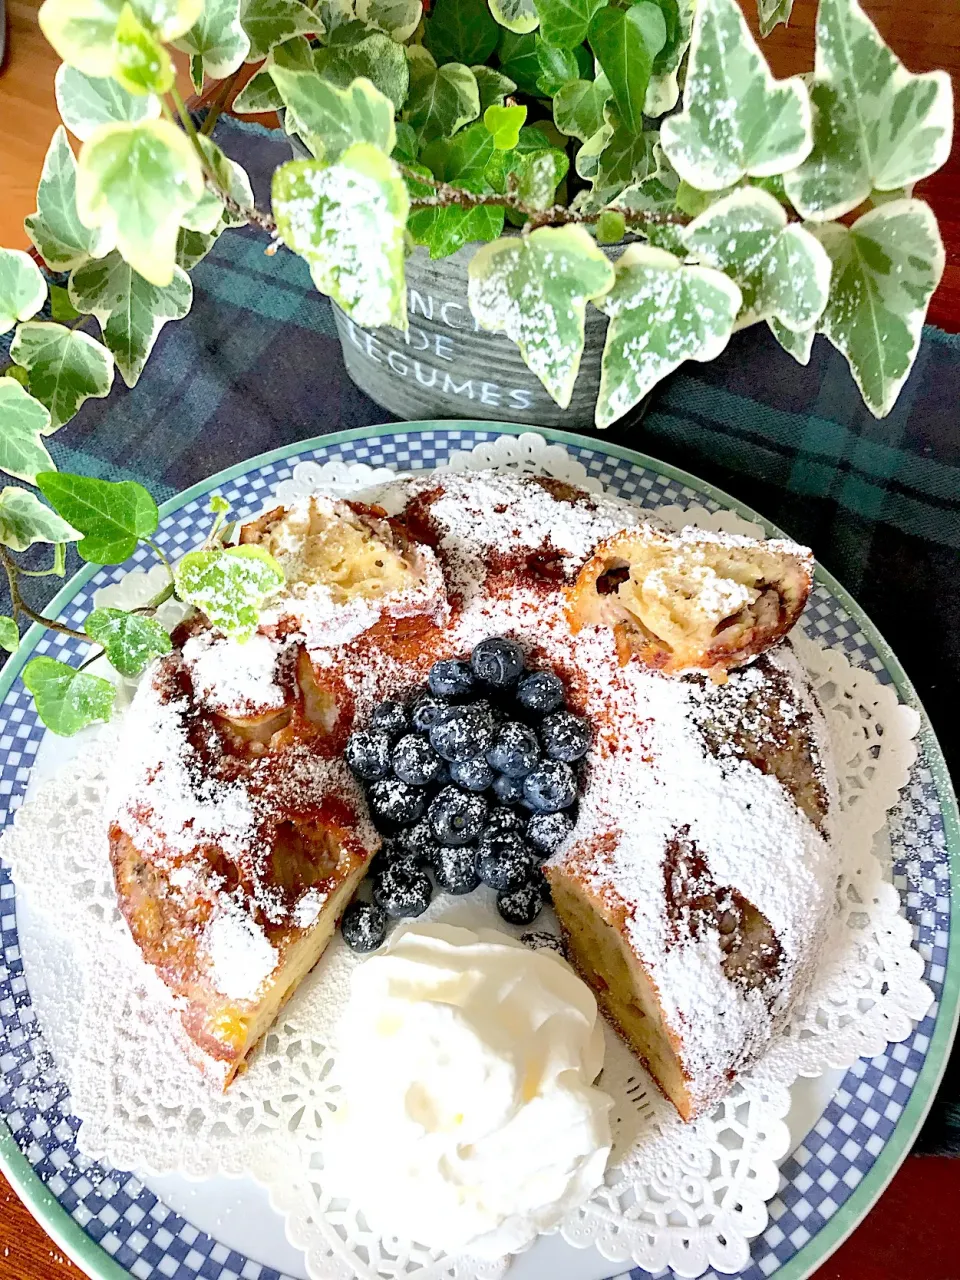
109, 470, 834, 1116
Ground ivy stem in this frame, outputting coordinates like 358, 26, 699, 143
200, 69, 246, 138
19, 543, 66, 579
0, 546, 88, 642
132, 582, 176, 615
145, 537, 175, 579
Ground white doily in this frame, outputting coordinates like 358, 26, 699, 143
0, 434, 932, 1280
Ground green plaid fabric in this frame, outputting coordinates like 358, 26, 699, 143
2, 118, 958, 1152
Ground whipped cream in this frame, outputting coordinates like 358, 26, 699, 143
324, 922, 613, 1259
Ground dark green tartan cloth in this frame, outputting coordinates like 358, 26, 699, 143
2, 118, 959, 1152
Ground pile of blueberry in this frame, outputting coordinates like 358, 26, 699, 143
339, 637, 590, 952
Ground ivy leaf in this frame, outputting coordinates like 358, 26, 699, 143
425, 0, 499, 65
113, 3, 176, 96
514, 148, 569, 209
809, 199, 944, 418
175, 545, 285, 641
174, 0, 251, 81
39, 0, 202, 75
22, 656, 116, 736
472, 65, 517, 111
271, 71, 397, 160
404, 57, 481, 145
483, 104, 526, 150
0, 486, 81, 552
553, 75, 611, 143
0, 382, 55, 483
769, 318, 815, 365
10, 322, 115, 432
175, 227, 219, 270
69, 251, 193, 387
535, 38, 585, 96
194, 136, 255, 231
660, 0, 812, 190
76, 120, 204, 287
0, 617, 18, 654
488, 0, 538, 35
423, 119, 495, 182
50, 286, 81, 324
25, 130, 113, 273
240, 0, 316, 60
408, 174, 504, 258
36, 470, 158, 563
0, 250, 48, 336
683, 188, 832, 332
596, 209, 626, 245
468, 226, 615, 407
232, 67, 283, 114
782, 0, 953, 223
757, 0, 793, 38
85, 607, 172, 676
646, 0, 694, 116
496, 30, 541, 95
316, 31, 410, 110
532, 0, 603, 49
54, 64, 160, 141
588, 3, 666, 135
273, 144, 409, 329
356, 0, 423, 42
596, 244, 741, 428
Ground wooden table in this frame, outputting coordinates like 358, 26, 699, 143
1, 2, 958, 1278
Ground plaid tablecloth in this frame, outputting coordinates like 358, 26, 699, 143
2, 118, 958, 1153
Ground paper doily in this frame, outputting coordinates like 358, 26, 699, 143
0, 433, 931, 1280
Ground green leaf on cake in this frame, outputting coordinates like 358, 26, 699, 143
76, 120, 204, 287
54, 65, 160, 141
271, 71, 397, 160
36, 471, 159, 563
10, 322, 115, 431
488, 0, 538, 34
0, 617, 19, 654
69, 251, 193, 387
757, 0, 793, 38
782, 0, 954, 222
317, 31, 410, 110
808, 199, 944, 417
596, 244, 741, 428
356, 0, 423, 42
0, 250, 47, 336
0, 382, 55, 483
683, 188, 832, 331
85, 606, 172, 676
175, 545, 285, 641
660, 0, 812, 189
403, 56, 481, 144
0, 486, 81, 552
22, 656, 116, 736
468, 225, 615, 407
273, 144, 409, 329
532, 0, 603, 49
113, 4, 176, 96
553, 76, 611, 143
240, 0, 316, 60
425, 0, 499, 66
25, 129, 115, 272
174, 0, 251, 82
768, 318, 815, 365
588, 3, 666, 134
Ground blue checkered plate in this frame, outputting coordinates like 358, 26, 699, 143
1, 423, 957, 1280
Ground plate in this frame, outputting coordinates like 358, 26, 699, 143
1, 421, 957, 1280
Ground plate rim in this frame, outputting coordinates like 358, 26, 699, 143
1, 418, 957, 1280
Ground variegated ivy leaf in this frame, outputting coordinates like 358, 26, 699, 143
273, 144, 409, 329
488, 0, 538, 35
0, 486, 81, 552
0, 250, 47, 336
76, 120, 204, 287
10, 322, 115, 431
69, 251, 193, 387
553, 75, 611, 144
113, 4, 176, 96
468, 225, 615, 408
810, 199, 944, 418
683, 188, 832, 332
768, 318, 815, 365
0, 618, 19, 654
646, 0, 695, 117
232, 67, 283, 114
55, 64, 160, 142
22, 656, 116, 736
357, 0, 423, 42
757, 0, 793, 38
575, 106, 658, 204
175, 545, 285, 642
403, 57, 481, 145
317, 31, 410, 110
596, 245, 741, 429
473, 65, 517, 111
85, 607, 172, 676
782, 0, 953, 222
660, 0, 812, 190
271, 71, 396, 161
197, 136, 255, 230
174, 0, 251, 83
588, 2, 666, 134
0, 382, 55, 483
39, 0, 202, 76
515, 149, 569, 210
240, 0, 317, 61
532, 0, 603, 49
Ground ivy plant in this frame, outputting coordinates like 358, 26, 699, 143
0, 0, 954, 727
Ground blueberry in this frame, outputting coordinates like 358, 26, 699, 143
428, 658, 475, 698
492, 773, 525, 805
373, 838, 421, 872
485, 805, 526, 837
540, 710, 591, 763
516, 670, 565, 716
523, 760, 578, 813
497, 878, 545, 926
341, 900, 388, 951
372, 861, 433, 918
397, 818, 443, 868
476, 832, 532, 891
369, 700, 408, 742
345, 728, 391, 781
526, 810, 574, 857
487, 721, 540, 778
449, 755, 496, 791
471, 637, 525, 687
428, 785, 487, 846
433, 845, 481, 895
367, 777, 428, 831
411, 690, 451, 732
429, 702, 496, 762
392, 733, 445, 786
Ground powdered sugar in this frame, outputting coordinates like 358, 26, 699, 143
182, 629, 289, 717
205, 905, 278, 1001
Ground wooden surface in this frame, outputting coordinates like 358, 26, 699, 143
1, 2, 959, 1279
